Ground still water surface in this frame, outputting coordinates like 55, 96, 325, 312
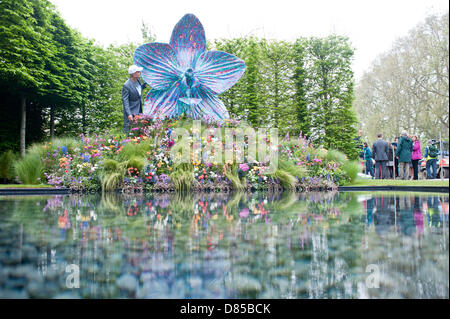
0, 191, 448, 298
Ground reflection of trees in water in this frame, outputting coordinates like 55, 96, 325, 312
2, 191, 448, 298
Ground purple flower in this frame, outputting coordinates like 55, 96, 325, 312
134, 14, 246, 121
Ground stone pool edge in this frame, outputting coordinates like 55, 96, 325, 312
0, 185, 448, 195
338, 185, 449, 193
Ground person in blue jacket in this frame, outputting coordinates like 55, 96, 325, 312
362, 142, 374, 178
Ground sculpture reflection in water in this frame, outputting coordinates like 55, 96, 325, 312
1, 192, 448, 298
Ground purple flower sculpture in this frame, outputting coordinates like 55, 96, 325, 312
134, 14, 246, 121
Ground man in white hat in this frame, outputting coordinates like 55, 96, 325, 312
122, 65, 147, 133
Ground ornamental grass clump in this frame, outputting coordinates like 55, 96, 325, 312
223, 163, 244, 191
117, 141, 151, 162
99, 159, 125, 191
342, 160, 360, 184
0, 150, 17, 181
268, 169, 297, 190
325, 149, 347, 164
170, 168, 196, 192
14, 153, 44, 184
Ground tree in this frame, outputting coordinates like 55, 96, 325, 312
262, 40, 295, 132
292, 38, 310, 137
307, 35, 358, 158
354, 11, 449, 143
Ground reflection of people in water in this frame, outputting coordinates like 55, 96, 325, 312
427, 196, 442, 228
373, 195, 395, 236
397, 195, 415, 236
413, 196, 424, 236
364, 197, 375, 227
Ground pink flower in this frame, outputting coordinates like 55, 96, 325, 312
239, 163, 249, 172
239, 208, 249, 218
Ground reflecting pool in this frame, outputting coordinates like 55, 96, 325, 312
0, 191, 448, 299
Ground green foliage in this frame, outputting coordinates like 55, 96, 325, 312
342, 161, 360, 183
101, 159, 121, 172
1, 0, 358, 156
270, 169, 297, 190
118, 142, 151, 162
325, 149, 348, 164
214, 36, 358, 155
224, 163, 244, 191
170, 169, 196, 192
292, 38, 310, 136
278, 160, 308, 179
50, 137, 79, 153
100, 172, 123, 191
14, 153, 43, 184
0, 150, 17, 180
98, 159, 125, 191
125, 156, 145, 172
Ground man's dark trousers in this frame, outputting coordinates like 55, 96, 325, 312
375, 160, 387, 179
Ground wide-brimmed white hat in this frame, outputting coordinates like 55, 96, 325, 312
128, 65, 143, 74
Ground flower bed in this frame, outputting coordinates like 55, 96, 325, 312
15, 115, 358, 192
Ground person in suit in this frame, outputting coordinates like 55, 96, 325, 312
372, 133, 389, 179
122, 65, 147, 133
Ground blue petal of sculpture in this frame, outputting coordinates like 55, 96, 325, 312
134, 14, 246, 121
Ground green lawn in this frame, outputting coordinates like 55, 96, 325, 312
346, 178, 449, 187
0, 184, 54, 189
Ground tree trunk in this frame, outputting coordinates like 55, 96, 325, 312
50, 106, 55, 140
20, 96, 26, 157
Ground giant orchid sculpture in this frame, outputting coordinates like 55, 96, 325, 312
134, 14, 246, 121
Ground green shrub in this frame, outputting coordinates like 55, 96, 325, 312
325, 149, 347, 164
342, 160, 360, 183
125, 156, 145, 172
101, 159, 121, 172
14, 153, 44, 184
118, 141, 151, 162
0, 150, 17, 180
26, 143, 47, 159
51, 137, 79, 154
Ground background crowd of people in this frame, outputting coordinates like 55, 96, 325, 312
360, 131, 442, 180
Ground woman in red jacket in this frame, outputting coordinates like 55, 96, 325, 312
411, 135, 422, 180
